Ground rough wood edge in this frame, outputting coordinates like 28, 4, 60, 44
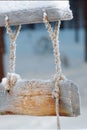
0, 6, 73, 26
0, 78, 80, 117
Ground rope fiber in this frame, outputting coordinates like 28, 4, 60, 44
43, 11, 63, 130
5, 16, 21, 91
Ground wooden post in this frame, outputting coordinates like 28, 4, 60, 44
0, 27, 5, 82
80, 1, 87, 62
85, 28, 87, 62
83, 3, 87, 62
69, 0, 80, 42
74, 0, 79, 43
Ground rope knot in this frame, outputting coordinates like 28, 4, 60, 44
4, 16, 21, 94
54, 73, 66, 81
2, 73, 21, 93
52, 87, 59, 99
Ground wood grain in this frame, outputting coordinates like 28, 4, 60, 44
0, 79, 80, 116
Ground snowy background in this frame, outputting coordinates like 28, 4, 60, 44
0, 24, 87, 129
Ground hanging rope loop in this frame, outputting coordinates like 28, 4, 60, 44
5, 16, 21, 73
43, 11, 65, 130
43, 12, 62, 77
4, 16, 21, 92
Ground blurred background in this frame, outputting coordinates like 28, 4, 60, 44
0, 0, 87, 129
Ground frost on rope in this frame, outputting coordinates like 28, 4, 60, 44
43, 12, 63, 130
5, 16, 21, 73
1, 73, 21, 91
2, 16, 21, 91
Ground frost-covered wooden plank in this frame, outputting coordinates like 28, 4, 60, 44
0, 78, 80, 116
0, 1, 73, 26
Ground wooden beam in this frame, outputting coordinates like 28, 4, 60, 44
0, 1, 73, 26
0, 78, 80, 116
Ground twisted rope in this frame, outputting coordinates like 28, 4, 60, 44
43, 12, 64, 130
5, 16, 21, 91
5, 16, 21, 73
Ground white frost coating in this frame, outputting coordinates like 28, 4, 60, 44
1, 73, 21, 91
0, 1, 71, 13
0, 0, 73, 26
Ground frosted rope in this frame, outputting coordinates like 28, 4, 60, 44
43, 12, 62, 130
43, 12, 61, 77
5, 16, 21, 91
5, 16, 21, 73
